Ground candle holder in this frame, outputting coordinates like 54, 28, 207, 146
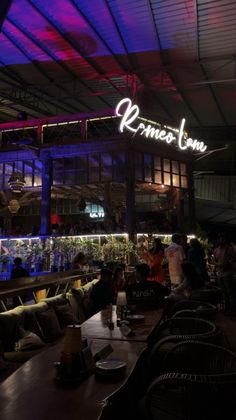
116, 291, 127, 322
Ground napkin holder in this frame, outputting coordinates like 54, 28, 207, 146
55, 325, 94, 387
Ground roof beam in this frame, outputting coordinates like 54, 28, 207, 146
6, 16, 92, 112
28, 0, 114, 109
193, 0, 228, 126
2, 29, 76, 116
103, 0, 176, 122
148, 0, 203, 126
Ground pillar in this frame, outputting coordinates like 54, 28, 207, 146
125, 149, 136, 241
40, 152, 52, 235
187, 163, 196, 231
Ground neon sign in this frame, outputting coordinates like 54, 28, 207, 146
115, 98, 207, 153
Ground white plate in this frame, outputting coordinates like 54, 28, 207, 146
95, 358, 127, 375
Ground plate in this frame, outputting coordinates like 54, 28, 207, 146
95, 358, 127, 377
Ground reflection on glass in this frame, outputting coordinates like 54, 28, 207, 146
172, 174, 180, 187
181, 176, 187, 188
172, 161, 179, 174
163, 159, 170, 172
164, 172, 171, 186
154, 171, 162, 184
180, 163, 186, 175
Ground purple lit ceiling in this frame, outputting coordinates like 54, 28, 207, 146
0, 0, 235, 138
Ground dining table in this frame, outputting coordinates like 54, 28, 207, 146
0, 338, 146, 420
81, 305, 162, 342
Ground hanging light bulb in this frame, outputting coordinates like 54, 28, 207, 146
8, 199, 20, 214
8, 171, 26, 193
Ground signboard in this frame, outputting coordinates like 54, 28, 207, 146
115, 98, 207, 153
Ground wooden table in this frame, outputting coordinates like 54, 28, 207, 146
0, 339, 145, 420
81, 306, 162, 342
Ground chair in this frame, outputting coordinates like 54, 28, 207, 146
173, 307, 216, 321
161, 340, 236, 375
148, 316, 218, 347
145, 373, 236, 420
164, 299, 217, 321
189, 286, 223, 306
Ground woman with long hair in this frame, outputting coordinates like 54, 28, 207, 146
142, 238, 165, 283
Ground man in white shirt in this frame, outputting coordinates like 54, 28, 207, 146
166, 233, 186, 286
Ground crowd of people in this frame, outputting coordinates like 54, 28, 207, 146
74, 231, 236, 316
9, 231, 236, 316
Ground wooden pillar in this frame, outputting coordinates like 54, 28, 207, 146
40, 152, 52, 235
125, 149, 136, 241
187, 163, 196, 231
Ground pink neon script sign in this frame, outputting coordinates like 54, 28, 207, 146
115, 98, 207, 153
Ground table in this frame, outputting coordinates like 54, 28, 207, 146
81, 306, 162, 342
0, 338, 145, 420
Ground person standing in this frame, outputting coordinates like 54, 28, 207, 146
142, 238, 165, 283
166, 233, 185, 286
214, 233, 236, 314
188, 238, 208, 283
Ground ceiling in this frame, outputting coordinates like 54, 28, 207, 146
0, 0, 235, 137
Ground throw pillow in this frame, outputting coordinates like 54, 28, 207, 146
54, 303, 77, 327
15, 331, 45, 351
36, 308, 63, 342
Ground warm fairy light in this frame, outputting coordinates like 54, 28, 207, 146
115, 98, 207, 153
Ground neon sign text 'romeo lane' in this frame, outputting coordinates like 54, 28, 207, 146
115, 98, 207, 153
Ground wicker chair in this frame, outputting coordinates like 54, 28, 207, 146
164, 299, 217, 321
189, 286, 223, 306
145, 373, 236, 420
161, 340, 236, 375
148, 316, 218, 347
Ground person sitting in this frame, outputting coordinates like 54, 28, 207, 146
90, 268, 113, 313
11, 257, 30, 280
72, 252, 86, 270
125, 264, 170, 307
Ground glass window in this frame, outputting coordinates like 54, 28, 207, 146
89, 154, 99, 167
181, 176, 187, 188
53, 172, 63, 185
89, 168, 99, 183
172, 161, 179, 174
64, 158, 75, 170
154, 171, 162, 184
154, 156, 161, 170
164, 172, 171, 186
163, 159, 170, 172
101, 153, 112, 166
113, 152, 125, 182
76, 156, 87, 170
144, 154, 152, 166
75, 171, 87, 184
33, 174, 42, 187
135, 167, 143, 182
53, 158, 64, 172
101, 167, 112, 181
172, 174, 180, 187
64, 171, 75, 185
180, 163, 186, 175
144, 167, 152, 183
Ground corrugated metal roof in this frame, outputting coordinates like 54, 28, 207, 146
0, 0, 234, 143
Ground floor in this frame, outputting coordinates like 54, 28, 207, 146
216, 313, 236, 352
